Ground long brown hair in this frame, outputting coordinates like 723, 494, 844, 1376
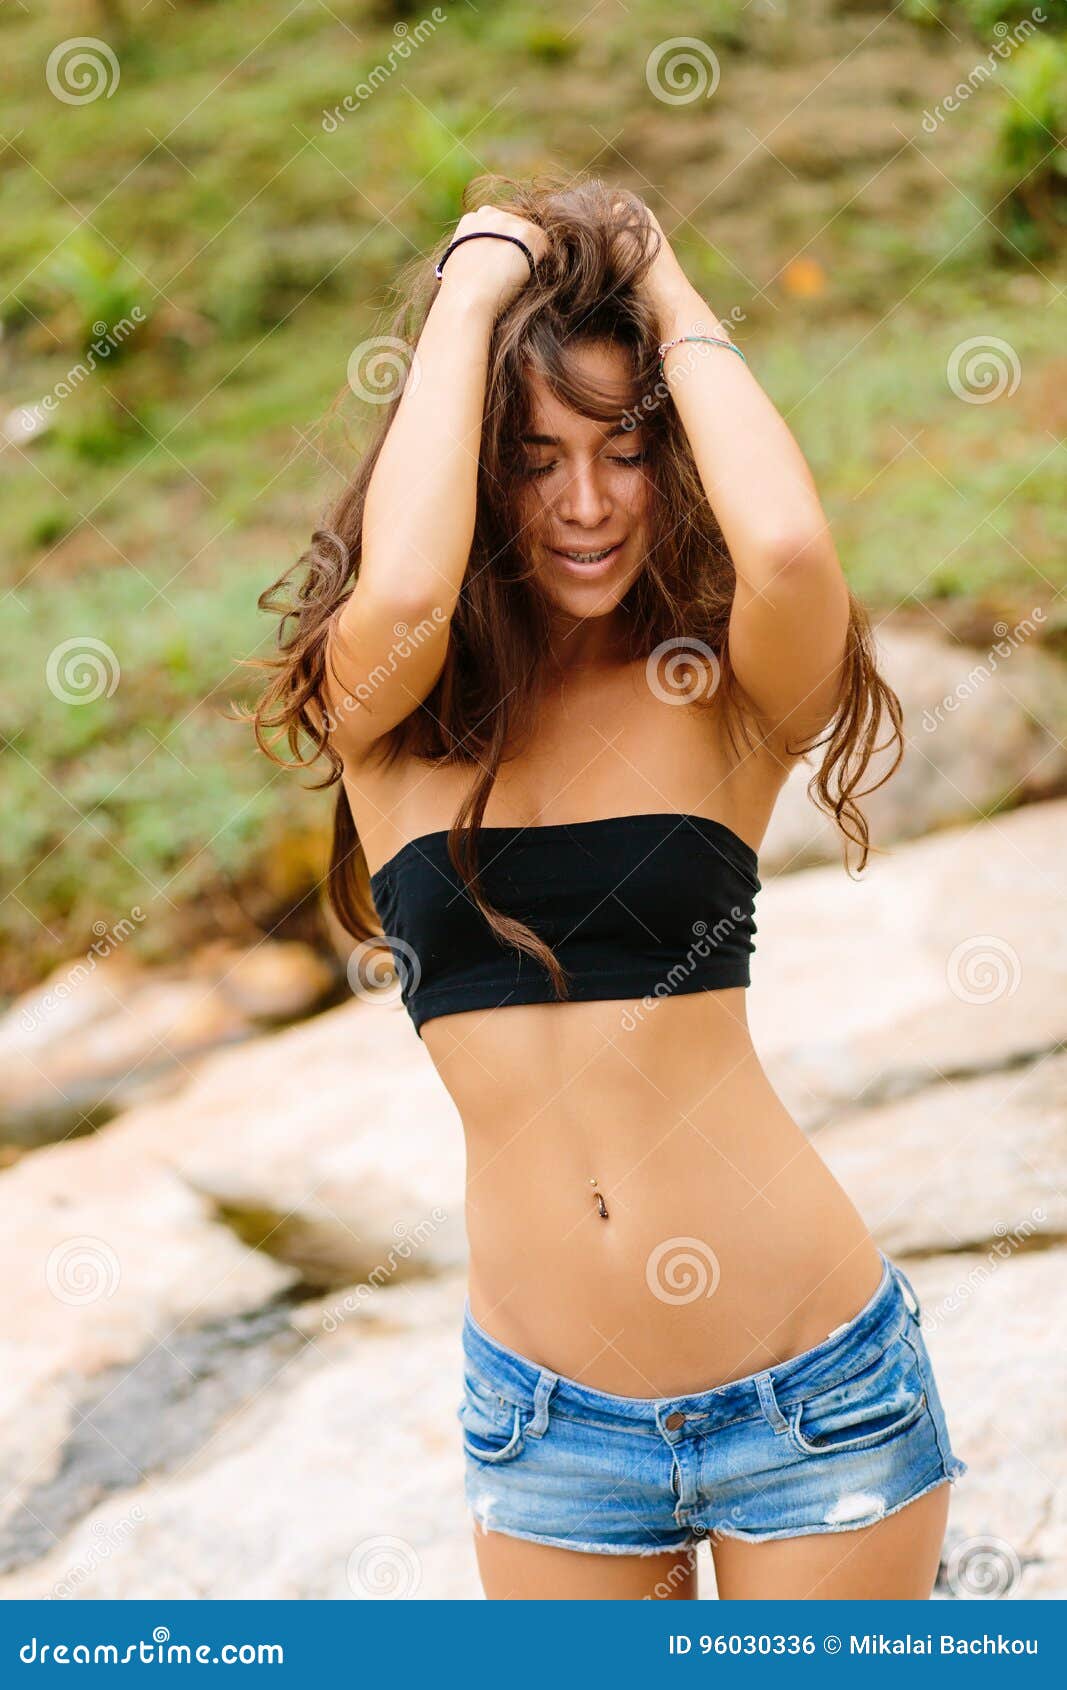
249, 171, 903, 993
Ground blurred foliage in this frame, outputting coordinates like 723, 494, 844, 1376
995, 36, 1067, 253
906, 0, 1067, 252
43, 232, 148, 356
0, 0, 1064, 989
906, 0, 1062, 29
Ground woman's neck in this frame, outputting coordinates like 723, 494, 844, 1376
544, 609, 630, 674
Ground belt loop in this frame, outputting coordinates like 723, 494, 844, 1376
528, 1368, 558, 1438
893, 1262, 923, 1320
755, 1371, 788, 1434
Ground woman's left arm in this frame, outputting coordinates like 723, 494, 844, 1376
643, 213, 851, 747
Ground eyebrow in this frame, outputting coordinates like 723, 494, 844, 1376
520, 424, 635, 446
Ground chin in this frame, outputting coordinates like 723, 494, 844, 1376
535, 555, 645, 622
542, 580, 630, 620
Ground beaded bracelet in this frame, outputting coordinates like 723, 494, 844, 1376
657, 334, 747, 378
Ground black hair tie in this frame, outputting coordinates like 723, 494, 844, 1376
434, 231, 537, 283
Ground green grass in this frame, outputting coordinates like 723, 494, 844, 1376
1, 0, 1065, 991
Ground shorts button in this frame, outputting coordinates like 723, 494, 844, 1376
665, 1410, 686, 1430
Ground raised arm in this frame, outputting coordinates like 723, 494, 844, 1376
641, 208, 851, 750
324, 208, 546, 761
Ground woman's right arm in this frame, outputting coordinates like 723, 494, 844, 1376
324, 209, 544, 760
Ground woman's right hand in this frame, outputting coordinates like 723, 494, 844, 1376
436, 207, 547, 316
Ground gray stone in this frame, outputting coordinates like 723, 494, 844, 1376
762, 622, 1067, 874
0, 1274, 481, 1600
904, 1248, 1067, 1600
812, 1050, 1067, 1258
749, 797, 1067, 1128
0, 943, 337, 1151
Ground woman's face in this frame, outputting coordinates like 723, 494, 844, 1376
514, 339, 652, 622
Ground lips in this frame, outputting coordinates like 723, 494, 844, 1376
547, 540, 625, 578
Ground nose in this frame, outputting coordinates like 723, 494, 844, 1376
556, 457, 613, 529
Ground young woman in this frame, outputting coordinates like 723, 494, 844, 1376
253, 175, 966, 1601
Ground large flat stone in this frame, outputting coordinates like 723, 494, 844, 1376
749, 797, 1067, 1128
101, 994, 467, 1286
812, 1050, 1067, 1258
761, 622, 1067, 873
0, 943, 337, 1150
904, 1248, 1067, 1599
5, 1250, 1059, 1599
0, 1132, 293, 1550
0, 1274, 480, 1600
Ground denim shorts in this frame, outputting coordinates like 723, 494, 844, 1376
458, 1252, 967, 1555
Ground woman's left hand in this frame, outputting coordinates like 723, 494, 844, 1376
627, 200, 704, 332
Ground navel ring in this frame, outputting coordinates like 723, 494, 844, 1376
589, 1176, 609, 1219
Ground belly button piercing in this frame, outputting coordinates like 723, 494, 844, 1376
589, 1176, 609, 1219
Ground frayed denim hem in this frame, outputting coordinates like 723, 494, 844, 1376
693, 1462, 967, 1546
470, 1516, 697, 1558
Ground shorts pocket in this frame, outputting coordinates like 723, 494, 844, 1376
786, 1331, 928, 1458
457, 1370, 532, 1465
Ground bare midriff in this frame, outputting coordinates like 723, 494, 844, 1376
423, 990, 884, 1399
348, 667, 884, 1400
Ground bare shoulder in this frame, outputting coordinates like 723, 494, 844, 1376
337, 740, 468, 879
334, 744, 401, 876
683, 685, 808, 854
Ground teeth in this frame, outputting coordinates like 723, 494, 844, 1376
562, 546, 615, 562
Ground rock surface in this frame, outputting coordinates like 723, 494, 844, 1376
6, 623, 1064, 1156
761, 621, 1067, 873
108, 994, 468, 1286
813, 1051, 1066, 1259
749, 796, 1067, 1128
908, 1247, 1067, 1601
1, 798, 1064, 1598
0, 1273, 478, 1600
0, 942, 338, 1150
3, 1249, 1060, 1601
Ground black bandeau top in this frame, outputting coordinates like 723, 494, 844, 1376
368, 812, 761, 1036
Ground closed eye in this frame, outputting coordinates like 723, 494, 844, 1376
523, 451, 648, 478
